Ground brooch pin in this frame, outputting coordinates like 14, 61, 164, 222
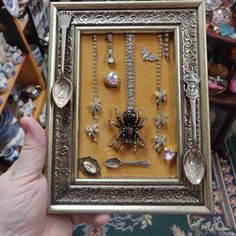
141, 46, 158, 62
78, 156, 101, 178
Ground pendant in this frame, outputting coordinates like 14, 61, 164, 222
155, 134, 166, 153
163, 147, 177, 161
87, 121, 99, 142
104, 71, 119, 88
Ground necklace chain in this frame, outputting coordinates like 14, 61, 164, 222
155, 34, 167, 152
86, 34, 101, 142
126, 33, 135, 110
93, 34, 99, 101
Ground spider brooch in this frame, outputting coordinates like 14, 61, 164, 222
109, 107, 148, 151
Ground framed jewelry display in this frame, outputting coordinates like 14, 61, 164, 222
46, 1, 211, 214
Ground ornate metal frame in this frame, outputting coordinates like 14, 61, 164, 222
46, 1, 211, 214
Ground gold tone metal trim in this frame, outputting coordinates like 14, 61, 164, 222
46, 3, 58, 210
73, 26, 181, 185
49, 205, 211, 215
46, 0, 211, 214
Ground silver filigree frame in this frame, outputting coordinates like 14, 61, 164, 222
46, 1, 211, 214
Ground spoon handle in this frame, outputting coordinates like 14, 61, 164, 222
183, 74, 199, 144
61, 27, 67, 74
57, 12, 72, 74
189, 95, 197, 143
122, 160, 150, 167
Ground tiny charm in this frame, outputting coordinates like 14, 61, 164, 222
109, 107, 148, 152
155, 89, 167, 104
141, 46, 158, 61
107, 33, 115, 64
155, 134, 166, 152
87, 121, 99, 142
90, 98, 101, 118
78, 156, 101, 177
104, 71, 119, 88
163, 147, 177, 161
156, 113, 167, 128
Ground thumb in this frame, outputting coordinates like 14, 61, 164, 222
7, 116, 46, 179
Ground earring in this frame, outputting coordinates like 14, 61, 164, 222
107, 33, 115, 64
104, 33, 120, 88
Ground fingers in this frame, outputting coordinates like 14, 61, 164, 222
70, 214, 110, 226
7, 117, 46, 179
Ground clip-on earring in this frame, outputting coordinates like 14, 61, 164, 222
104, 33, 120, 88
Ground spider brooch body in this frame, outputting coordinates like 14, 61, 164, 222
109, 107, 148, 151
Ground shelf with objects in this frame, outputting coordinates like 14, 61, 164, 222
206, 1, 236, 157
0, 7, 46, 173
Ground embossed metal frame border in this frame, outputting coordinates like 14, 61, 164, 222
46, 1, 211, 214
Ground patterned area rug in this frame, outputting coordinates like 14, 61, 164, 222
73, 154, 236, 236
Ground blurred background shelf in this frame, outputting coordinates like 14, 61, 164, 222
0, 55, 26, 113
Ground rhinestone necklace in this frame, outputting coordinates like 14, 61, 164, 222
155, 34, 167, 152
109, 33, 147, 152
86, 34, 101, 142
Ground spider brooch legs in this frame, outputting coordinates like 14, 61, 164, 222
109, 107, 148, 151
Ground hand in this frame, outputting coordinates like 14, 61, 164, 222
0, 117, 109, 236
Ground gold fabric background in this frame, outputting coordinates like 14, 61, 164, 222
78, 33, 177, 178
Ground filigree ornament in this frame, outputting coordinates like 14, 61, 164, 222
78, 156, 101, 177
155, 134, 166, 152
155, 89, 167, 104
90, 98, 101, 118
87, 121, 99, 142
141, 46, 159, 61
156, 113, 168, 128
57, 11, 72, 30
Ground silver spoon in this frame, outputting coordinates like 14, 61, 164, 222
183, 74, 205, 185
105, 157, 150, 169
52, 12, 72, 108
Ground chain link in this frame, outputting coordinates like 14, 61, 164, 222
126, 33, 135, 110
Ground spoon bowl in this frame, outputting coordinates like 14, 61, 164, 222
52, 74, 72, 108
106, 157, 121, 168
183, 146, 205, 185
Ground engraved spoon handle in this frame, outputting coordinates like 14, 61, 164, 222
189, 95, 197, 143
61, 27, 67, 74
183, 74, 199, 144
122, 160, 150, 167
58, 12, 72, 74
